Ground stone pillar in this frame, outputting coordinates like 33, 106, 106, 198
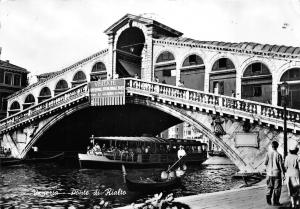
236, 76, 241, 99
106, 33, 115, 79
142, 26, 154, 82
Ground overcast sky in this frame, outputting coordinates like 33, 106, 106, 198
0, 0, 300, 77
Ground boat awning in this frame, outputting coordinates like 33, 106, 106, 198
91, 136, 169, 144
118, 59, 140, 77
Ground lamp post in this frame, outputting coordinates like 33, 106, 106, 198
280, 81, 289, 159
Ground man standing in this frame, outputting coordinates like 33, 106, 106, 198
264, 141, 285, 205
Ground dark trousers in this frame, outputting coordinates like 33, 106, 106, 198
266, 175, 282, 203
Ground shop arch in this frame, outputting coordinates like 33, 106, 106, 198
72, 71, 87, 87
154, 51, 176, 85
55, 79, 69, 95
180, 54, 205, 90
90, 62, 107, 81
9, 101, 21, 116
241, 62, 272, 104
38, 87, 52, 103
278, 68, 300, 109
209, 58, 236, 96
23, 94, 35, 109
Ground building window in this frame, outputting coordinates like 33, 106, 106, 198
13, 74, 21, 86
4, 73, 13, 85
253, 86, 262, 97
251, 63, 262, 74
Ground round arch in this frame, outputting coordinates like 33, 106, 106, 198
116, 27, 145, 78
55, 79, 69, 95
9, 101, 21, 116
277, 67, 300, 109
38, 87, 52, 103
72, 70, 87, 87
20, 99, 248, 171
23, 94, 35, 109
209, 57, 236, 96
241, 61, 272, 104
90, 62, 107, 81
154, 50, 177, 86
179, 53, 205, 91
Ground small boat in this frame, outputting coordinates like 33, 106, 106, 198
125, 176, 182, 191
122, 165, 186, 191
0, 152, 64, 167
78, 136, 207, 169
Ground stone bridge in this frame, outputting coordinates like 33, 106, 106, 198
1, 14, 300, 173
1, 78, 300, 173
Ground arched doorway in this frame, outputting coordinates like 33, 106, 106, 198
90, 62, 107, 81
180, 54, 205, 90
38, 87, 52, 103
278, 68, 300, 109
210, 58, 236, 96
9, 101, 20, 116
154, 51, 176, 85
72, 71, 87, 87
54, 79, 69, 95
241, 62, 272, 103
116, 27, 145, 78
23, 94, 35, 109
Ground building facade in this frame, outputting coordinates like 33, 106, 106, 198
0, 60, 29, 119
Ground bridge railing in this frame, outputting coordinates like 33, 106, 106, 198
125, 78, 300, 129
0, 83, 89, 132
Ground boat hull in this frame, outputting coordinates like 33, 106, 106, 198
78, 153, 206, 169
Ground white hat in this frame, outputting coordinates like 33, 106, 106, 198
288, 140, 299, 151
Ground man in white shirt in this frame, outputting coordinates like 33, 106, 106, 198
177, 145, 186, 159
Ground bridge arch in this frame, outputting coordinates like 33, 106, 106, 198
23, 94, 35, 109
9, 101, 21, 116
116, 26, 145, 78
90, 62, 107, 81
38, 86, 52, 103
72, 70, 87, 87
54, 79, 69, 95
20, 98, 248, 171
154, 50, 176, 85
179, 53, 205, 91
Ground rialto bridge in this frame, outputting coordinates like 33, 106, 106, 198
1, 14, 300, 173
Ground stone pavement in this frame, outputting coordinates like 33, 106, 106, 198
116, 184, 292, 209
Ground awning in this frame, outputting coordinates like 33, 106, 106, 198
91, 136, 169, 144
118, 59, 140, 77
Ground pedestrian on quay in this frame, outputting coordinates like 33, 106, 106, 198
264, 141, 285, 206
285, 140, 300, 208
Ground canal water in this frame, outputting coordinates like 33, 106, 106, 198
0, 162, 244, 208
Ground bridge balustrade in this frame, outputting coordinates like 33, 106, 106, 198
0, 83, 89, 132
1, 78, 300, 133
125, 78, 300, 131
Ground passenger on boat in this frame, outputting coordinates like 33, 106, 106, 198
93, 143, 103, 156
177, 145, 186, 159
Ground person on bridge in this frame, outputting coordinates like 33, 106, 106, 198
264, 141, 285, 206
284, 140, 300, 208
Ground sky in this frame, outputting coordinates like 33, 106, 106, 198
0, 0, 300, 77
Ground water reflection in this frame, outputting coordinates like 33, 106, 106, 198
0, 163, 243, 208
